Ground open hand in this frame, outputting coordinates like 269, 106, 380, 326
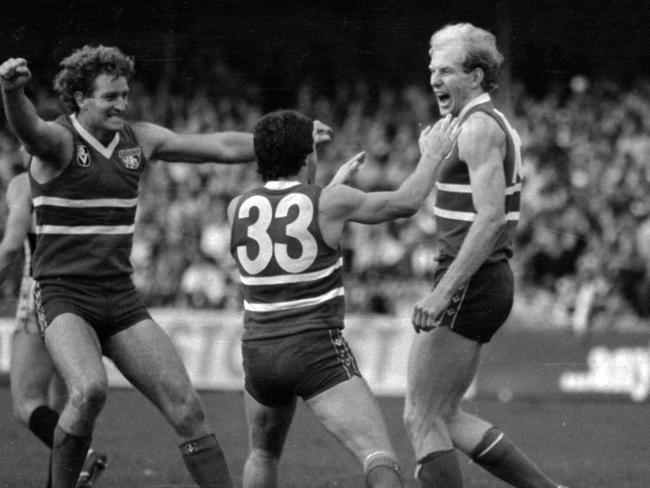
327, 151, 365, 186
418, 114, 459, 161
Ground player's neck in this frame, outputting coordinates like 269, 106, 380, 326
74, 114, 117, 146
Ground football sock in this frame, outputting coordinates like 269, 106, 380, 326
415, 449, 463, 488
364, 452, 403, 488
50, 425, 92, 488
180, 433, 233, 488
28, 405, 59, 448
471, 427, 558, 488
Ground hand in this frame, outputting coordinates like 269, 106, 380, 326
327, 151, 365, 186
0, 58, 31, 92
418, 114, 459, 161
411, 288, 449, 333
313, 120, 333, 145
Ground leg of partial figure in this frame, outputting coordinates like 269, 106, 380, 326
106, 319, 232, 488
44, 314, 107, 488
404, 327, 484, 488
306, 376, 402, 488
242, 392, 296, 488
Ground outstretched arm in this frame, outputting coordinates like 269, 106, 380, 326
0, 58, 71, 167
132, 121, 255, 163
321, 115, 458, 225
0, 174, 32, 284
412, 112, 508, 332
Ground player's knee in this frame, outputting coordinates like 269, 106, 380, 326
168, 391, 206, 437
68, 378, 108, 414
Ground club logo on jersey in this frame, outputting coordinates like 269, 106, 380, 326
118, 148, 142, 170
76, 144, 91, 167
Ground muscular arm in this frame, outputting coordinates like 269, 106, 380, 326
132, 122, 255, 164
412, 112, 508, 330
320, 116, 458, 239
0, 58, 71, 170
0, 174, 32, 284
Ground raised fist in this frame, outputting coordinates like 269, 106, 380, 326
0, 58, 32, 91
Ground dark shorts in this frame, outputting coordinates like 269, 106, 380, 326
242, 328, 362, 407
434, 260, 514, 344
33, 276, 151, 343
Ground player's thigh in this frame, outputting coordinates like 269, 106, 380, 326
245, 391, 296, 455
10, 330, 57, 410
104, 318, 195, 407
44, 312, 106, 390
406, 326, 481, 415
305, 376, 395, 462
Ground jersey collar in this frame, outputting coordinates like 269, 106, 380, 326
458, 93, 492, 122
70, 113, 120, 159
264, 181, 301, 190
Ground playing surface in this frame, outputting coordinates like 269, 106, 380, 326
1, 386, 648, 487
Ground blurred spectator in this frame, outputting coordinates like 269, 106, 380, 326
2, 66, 650, 330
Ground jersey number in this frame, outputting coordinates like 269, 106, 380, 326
236, 194, 317, 275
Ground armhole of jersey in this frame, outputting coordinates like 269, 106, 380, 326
123, 123, 148, 167
313, 185, 339, 253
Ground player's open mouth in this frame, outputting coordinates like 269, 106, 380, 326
436, 93, 451, 107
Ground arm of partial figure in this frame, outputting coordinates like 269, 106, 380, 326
0, 58, 70, 164
0, 175, 32, 284
412, 113, 509, 332
133, 121, 255, 163
321, 115, 458, 225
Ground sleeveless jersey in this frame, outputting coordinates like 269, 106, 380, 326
230, 182, 345, 341
15, 223, 36, 327
433, 93, 522, 264
30, 114, 146, 280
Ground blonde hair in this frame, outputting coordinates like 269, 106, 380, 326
430, 23, 504, 92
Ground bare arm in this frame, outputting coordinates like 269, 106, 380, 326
412, 112, 508, 331
0, 58, 71, 169
321, 116, 458, 225
132, 121, 255, 164
0, 174, 32, 284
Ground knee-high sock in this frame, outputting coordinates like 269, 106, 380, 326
472, 427, 559, 488
50, 425, 92, 488
364, 452, 403, 488
28, 405, 59, 448
180, 434, 233, 488
415, 449, 463, 488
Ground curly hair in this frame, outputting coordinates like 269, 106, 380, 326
430, 23, 504, 92
254, 110, 314, 182
53, 45, 135, 113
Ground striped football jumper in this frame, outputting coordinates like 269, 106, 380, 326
433, 93, 522, 263
230, 181, 345, 341
29, 113, 146, 281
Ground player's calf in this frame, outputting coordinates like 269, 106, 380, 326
471, 427, 563, 488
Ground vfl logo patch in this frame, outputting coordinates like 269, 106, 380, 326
118, 148, 142, 170
76, 145, 91, 167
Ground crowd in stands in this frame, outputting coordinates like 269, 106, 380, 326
2, 69, 650, 332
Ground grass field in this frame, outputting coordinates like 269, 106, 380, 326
1, 386, 648, 487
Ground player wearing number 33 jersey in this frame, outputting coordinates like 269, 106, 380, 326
228, 109, 458, 488
230, 183, 344, 341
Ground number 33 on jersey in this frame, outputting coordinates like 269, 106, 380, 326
229, 182, 345, 340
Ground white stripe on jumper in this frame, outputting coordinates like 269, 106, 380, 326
244, 287, 344, 312
33, 196, 137, 208
36, 224, 135, 235
436, 182, 522, 195
433, 207, 519, 222
240, 258, 343, 286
